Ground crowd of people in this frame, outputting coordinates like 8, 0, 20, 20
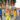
0, 0, 18, 20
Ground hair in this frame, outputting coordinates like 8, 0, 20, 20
11, 0, 15, 3
11, 0, 15, 6
14, 8, 16, 11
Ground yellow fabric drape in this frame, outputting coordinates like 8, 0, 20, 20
6, 16, 11, 20
5, 13, 11, 20
13, 11, 17, 16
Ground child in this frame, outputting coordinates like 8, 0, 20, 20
6, 9, 11, 20
13, 8, 17, 20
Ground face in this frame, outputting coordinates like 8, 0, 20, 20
10, 0, 15, 6
8, 10, 11, 15
2, 3, 4, 8
6, 9, 9, 12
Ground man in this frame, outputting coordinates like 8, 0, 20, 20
0, 8, 2, 16
10, 0, 16, 10
0, 8, 2, 20
2, 2, 4, 9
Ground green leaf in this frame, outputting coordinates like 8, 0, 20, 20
0, 0, 2, 2
4, 0, 6, 2
13, 0, 16, 3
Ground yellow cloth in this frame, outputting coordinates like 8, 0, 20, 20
14, 11, 17, 16
6, 13, 11, 20
5, 13, 9, 16
6, 16, 11, 20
